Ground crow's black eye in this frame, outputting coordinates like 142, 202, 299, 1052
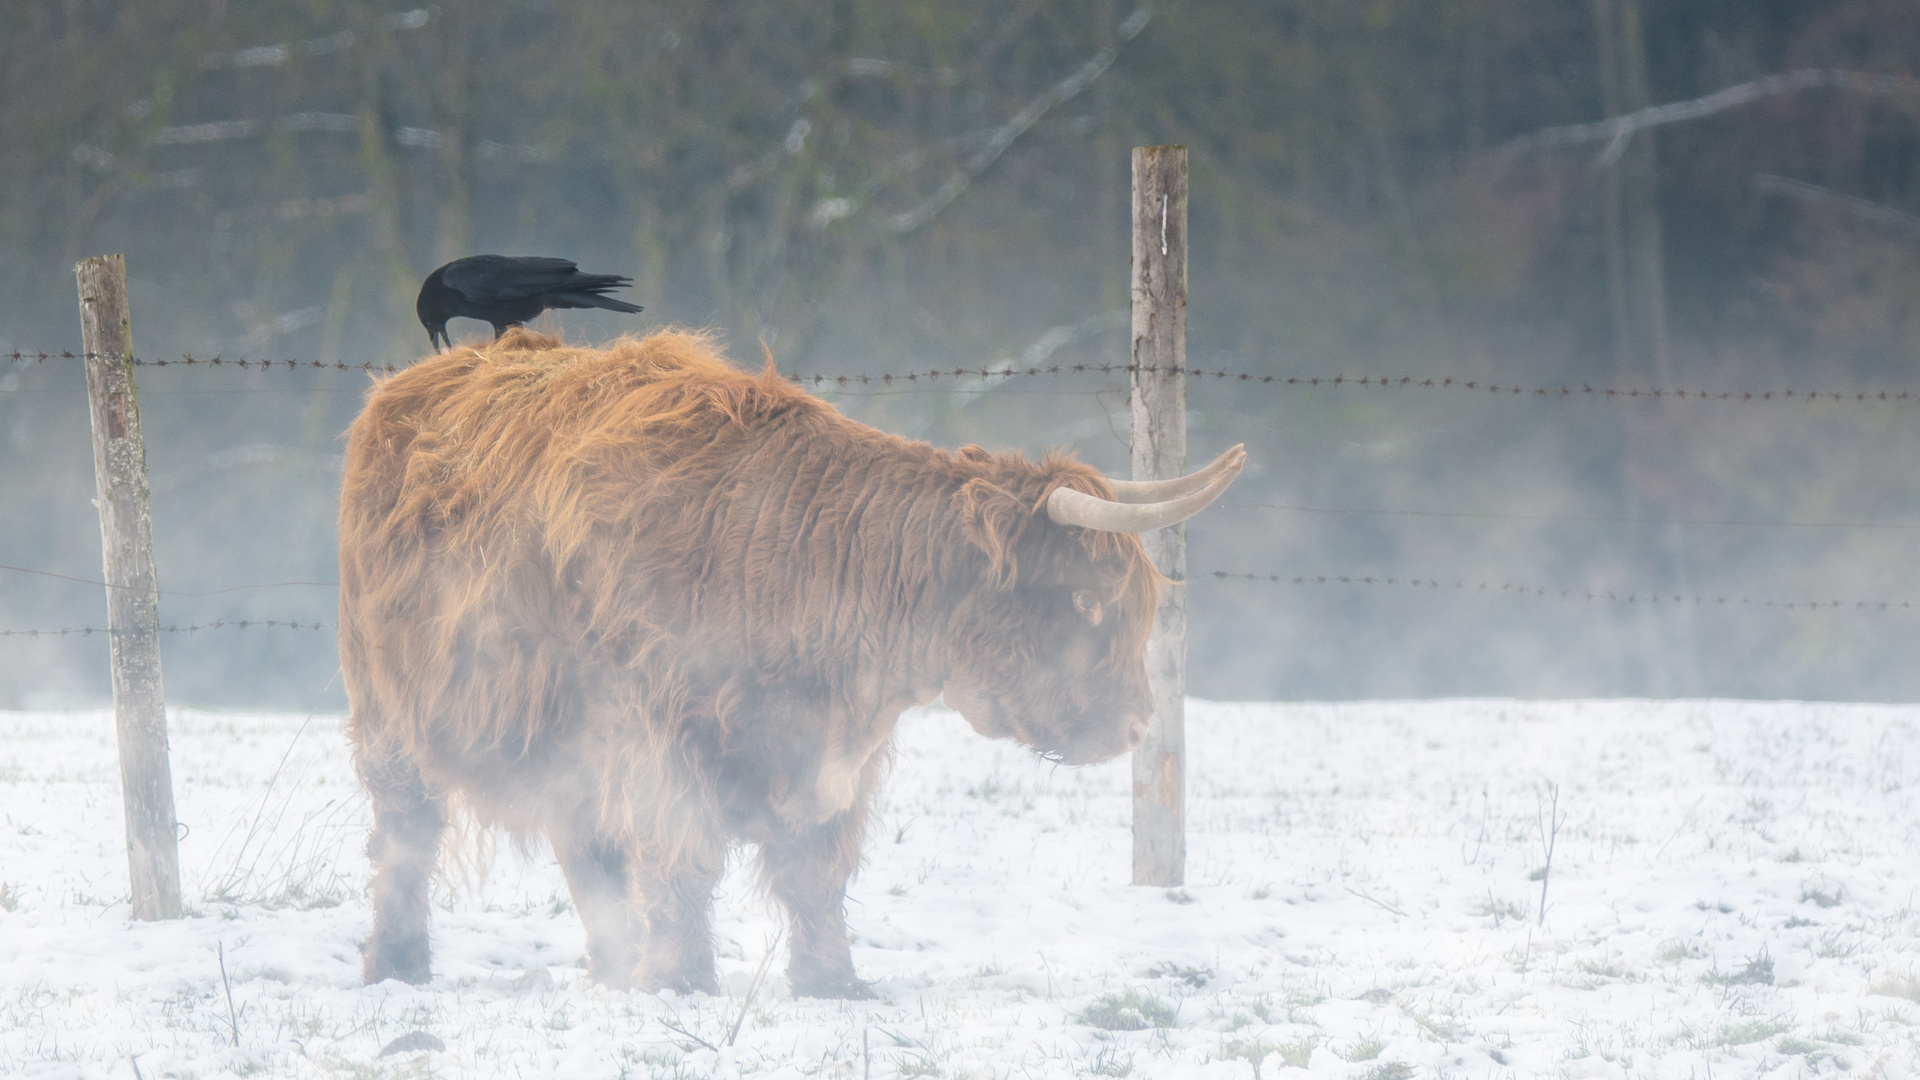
1071, 589, 1103, 625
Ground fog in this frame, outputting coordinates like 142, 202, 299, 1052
6, 0, 1920, 709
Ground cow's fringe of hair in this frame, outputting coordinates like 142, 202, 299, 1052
434, 793, 498, 899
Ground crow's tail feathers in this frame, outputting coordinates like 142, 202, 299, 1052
570, 273, 634, 294
551, 273, 641, 313
551, 290, 643, 314
552, 293, 643, 314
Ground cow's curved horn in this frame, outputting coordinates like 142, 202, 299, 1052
1104, 444, 1246, 503
1046, 450, 1245, 533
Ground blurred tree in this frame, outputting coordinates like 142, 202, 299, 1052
4, 0, 1920, 705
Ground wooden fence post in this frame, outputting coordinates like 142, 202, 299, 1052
1130, 145, 1187, 887
76, 254, 183, 921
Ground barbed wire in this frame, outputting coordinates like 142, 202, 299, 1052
0, 562, 337, 596
0, 619, 334, 638
3, 350, 401, 374
12, 349, 1920, 408
1200, 571, 1917, 612
8, 566, 1915, 638
781, 363, 1920, 406
1215, 502, 1920, 531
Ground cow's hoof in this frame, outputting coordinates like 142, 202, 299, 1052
364, 959, 431, 986
586, 966, 635, 991
363, 940, 432, 986
638, 968, 720, 996
792, 972, 877, 1000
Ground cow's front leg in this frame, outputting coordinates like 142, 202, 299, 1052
761, 809, 876, 999
550, 819, 641, 989
626, 826, 725, 995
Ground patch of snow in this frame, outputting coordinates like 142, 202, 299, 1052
1, 700, 1918, 1077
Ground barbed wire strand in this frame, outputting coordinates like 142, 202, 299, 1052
7, 568, 1916, 638
4, 350, 401, 374
1216, 502, 1920, 531
1199, 571, 1917, 612
0, 562, 338, 596
10, 350, 1919, 407
0, 619, 334, 638
779, 363, 1920, 406
8, 496, 1911, 610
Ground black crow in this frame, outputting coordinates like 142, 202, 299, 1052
415, 255, 643, 351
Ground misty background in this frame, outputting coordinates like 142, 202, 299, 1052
4, 0, 1920, 709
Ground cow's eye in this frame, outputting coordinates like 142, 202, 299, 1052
1071, 589, 1103, 625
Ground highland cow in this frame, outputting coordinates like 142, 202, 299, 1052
338, 329, 1243, 997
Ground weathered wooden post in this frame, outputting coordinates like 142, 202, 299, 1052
1130, 146, 1187, 887
76, 254, 183, 921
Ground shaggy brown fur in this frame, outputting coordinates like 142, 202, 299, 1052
339, 328, 1160, 997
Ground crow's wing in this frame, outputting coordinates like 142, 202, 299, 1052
439, 255, 585, 304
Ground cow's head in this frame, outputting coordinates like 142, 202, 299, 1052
941, 445, 1246, 766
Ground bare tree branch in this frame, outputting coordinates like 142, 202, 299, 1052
1755, 173, 1920, 238
890, 7, 1151, 235
1502, 69, 1920, 165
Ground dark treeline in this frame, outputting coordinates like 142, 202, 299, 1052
4, 0, 1920, 707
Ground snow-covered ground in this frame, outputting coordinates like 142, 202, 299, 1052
3, 700, 1919, 1079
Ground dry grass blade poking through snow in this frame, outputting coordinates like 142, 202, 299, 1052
201, 715, 364, 910
215, 941, 242, 1047
1535, 780, 1566, 926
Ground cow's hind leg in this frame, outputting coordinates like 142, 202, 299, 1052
550, 819, 641, 988
357, 748, 446, 985
761, 813, 875, 999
